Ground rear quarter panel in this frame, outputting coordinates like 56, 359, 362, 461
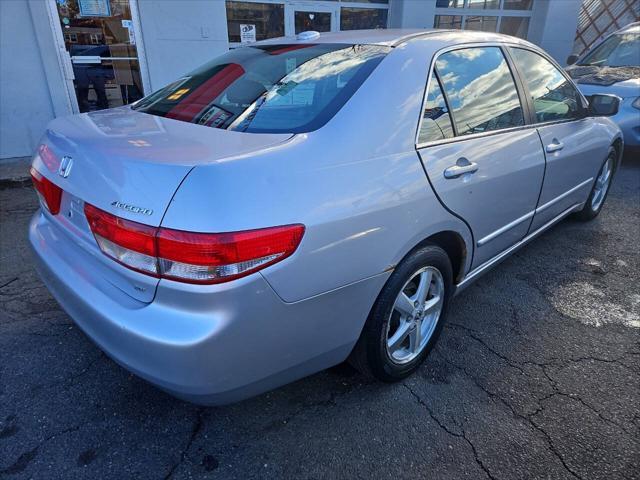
161, 40, 473, 302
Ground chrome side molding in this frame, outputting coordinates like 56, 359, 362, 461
476, 210, 535, 247
455, 202, 582, 294
475, 178, 593, 248
535, 178, 593, 213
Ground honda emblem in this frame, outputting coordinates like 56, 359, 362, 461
58, 156, 73, 178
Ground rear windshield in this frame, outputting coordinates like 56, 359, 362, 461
133, 43, 390, 133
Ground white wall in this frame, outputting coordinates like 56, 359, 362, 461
389, 0, 436, 29
525, 0, 581, 63
0, 0, 56, 159
137, 0, 230, 91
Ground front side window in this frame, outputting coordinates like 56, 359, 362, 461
435, 47, 524, 136
419, 72, 455, 143
133, 44, 389, 134
510, 48, 582, 123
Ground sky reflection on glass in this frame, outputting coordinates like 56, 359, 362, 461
436, 47, 524, 136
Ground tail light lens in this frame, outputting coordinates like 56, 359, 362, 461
84, 203, 158, 275
84, 203, 305, 284
30, 167, 62, 215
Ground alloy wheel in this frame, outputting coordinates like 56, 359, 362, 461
591, 157, 613, 211
386, 266, 444, 364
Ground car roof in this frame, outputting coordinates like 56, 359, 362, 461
255, 28, 535, 49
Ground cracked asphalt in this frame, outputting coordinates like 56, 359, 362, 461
1, 157, 639, 480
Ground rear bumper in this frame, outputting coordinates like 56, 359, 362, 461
29, 210, 388, 405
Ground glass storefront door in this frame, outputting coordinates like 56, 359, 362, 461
53, 0, 145, 112
286, 4, 337, 35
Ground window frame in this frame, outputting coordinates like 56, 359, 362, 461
505, 46, 589, 127
415, 42, 589, 150
418, 70, 457, 144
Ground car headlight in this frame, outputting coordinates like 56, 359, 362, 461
633, 97, 640, 110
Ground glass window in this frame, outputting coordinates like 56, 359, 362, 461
465, 15, 497, 32
503, 0, 533, 10
54, 0, 144, 112
419, 72, 455, 143
295, 11, 331, 34
436, 0, 465, 7
133, 44, 390, 134
226, 1, 284, 43
435, 47, 524, 136
510, 48, 582, 123
499, 17, 530, 38
434, 15, 463, 29
579, 32, 640, 67
341, 7, 388, 30
347, 0, 389, 3
467, 0, 500, 9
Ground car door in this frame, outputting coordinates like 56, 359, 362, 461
417, 46, 546, 269
508, 47, 610, 231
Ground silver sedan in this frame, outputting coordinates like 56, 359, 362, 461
29, 29, 622, 405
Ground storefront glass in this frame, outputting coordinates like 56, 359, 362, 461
55, 0, 144, 112
226, 0, 389, 44
226, 1, 285, 42
434, 15, 464, 29
295, 10, 332, 34
465, 15, 498, 31
433, 0, 534, 39
341, 7, 388, 30
499, 16, 530, 38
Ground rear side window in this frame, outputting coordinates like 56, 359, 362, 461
435, 47, 525, 136
509, 48, 582, 123
419, 72, 455, 143
133, 44, 390, 133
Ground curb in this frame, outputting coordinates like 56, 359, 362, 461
0, 178, 31, 189
0, 157, 31, 188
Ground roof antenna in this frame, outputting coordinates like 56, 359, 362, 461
297, 31, 321, 41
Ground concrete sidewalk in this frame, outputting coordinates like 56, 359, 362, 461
0, 156, 31, 186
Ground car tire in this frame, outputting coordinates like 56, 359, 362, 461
349, 244, 453, 382
574, 147, 616, 222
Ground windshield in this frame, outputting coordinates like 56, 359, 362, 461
579, 32, 640, 67
133, 44, 390, 133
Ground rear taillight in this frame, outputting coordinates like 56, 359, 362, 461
84, 203, 158, 276
84, 203, 305, 284
30, 167, 62, 215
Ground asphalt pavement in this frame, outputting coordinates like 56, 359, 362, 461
1, 157, 638, 480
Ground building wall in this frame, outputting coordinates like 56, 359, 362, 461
137, 0, 230, 91
528, 0, 582, 64
389, 0, 436, 29
0, 0, 56, 159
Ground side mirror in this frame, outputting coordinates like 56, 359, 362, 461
588, 94, 620, 116
566, 54, 579, 66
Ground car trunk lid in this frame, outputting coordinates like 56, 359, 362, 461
34, 107, 293, 302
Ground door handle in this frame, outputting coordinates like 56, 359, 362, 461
546, 139, 564, 153
444, 158, 478, 179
